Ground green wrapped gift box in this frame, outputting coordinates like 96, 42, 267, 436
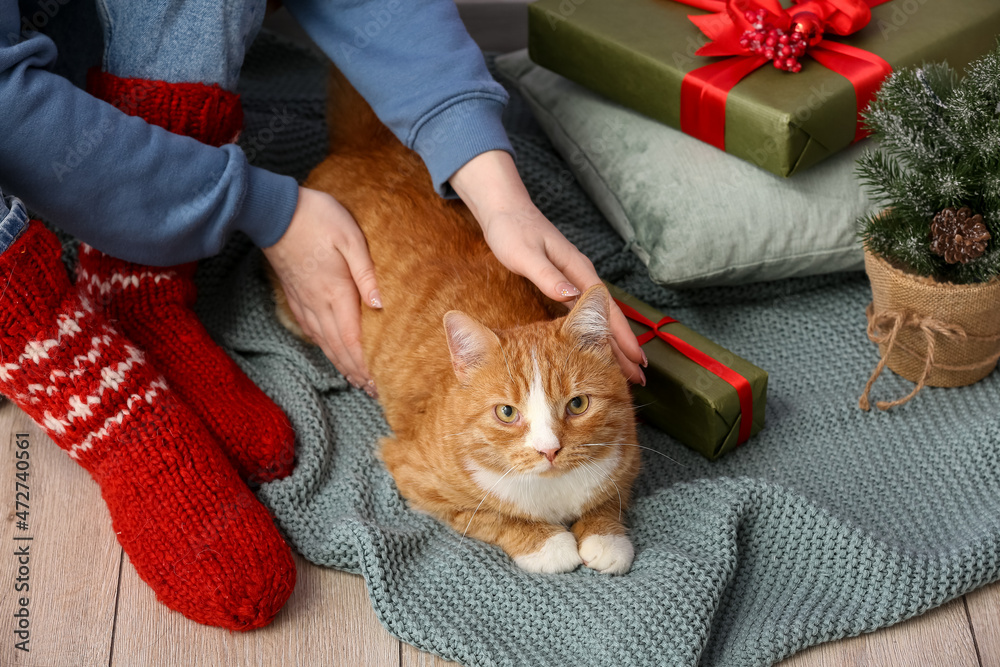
528, 0, 1000, 177
607, 284, 768, 460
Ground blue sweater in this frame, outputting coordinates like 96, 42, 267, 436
0, 0, 511, 265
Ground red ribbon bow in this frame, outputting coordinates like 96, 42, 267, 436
614, 299, 755, 445
677, 0, 893, 151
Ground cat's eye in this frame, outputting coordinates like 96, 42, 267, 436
566, 395, 590, 416
495, 404, 519, 423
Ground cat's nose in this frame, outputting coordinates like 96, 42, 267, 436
539, 447, 560, 463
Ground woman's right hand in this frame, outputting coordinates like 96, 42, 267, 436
262, 187, 381, 396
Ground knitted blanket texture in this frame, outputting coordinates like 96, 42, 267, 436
195, 34, 1000, 666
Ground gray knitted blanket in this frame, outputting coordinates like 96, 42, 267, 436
195, 33, 1000, 666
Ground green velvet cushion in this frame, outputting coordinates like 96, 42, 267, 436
495, 50, 878, 287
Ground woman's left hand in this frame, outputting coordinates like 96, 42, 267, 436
450, 150, 647, 385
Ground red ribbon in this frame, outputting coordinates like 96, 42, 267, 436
614, 299, 755, 445
677, 0, 893, 150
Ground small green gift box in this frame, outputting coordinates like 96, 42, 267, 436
607, 284, 768, 460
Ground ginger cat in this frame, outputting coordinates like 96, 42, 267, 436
270, 70, 640, 574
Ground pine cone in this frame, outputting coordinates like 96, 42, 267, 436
930, 206, 991, 264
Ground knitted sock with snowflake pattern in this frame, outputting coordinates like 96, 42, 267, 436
80, 69, 295, 483
0, 221, 296, 630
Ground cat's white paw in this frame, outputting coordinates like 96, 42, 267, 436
514, 532, 583, 574
579, 534, 634, 575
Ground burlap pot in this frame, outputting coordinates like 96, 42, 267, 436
860, 249, 1000, 410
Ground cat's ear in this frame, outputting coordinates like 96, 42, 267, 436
562, 285, 612, 349
443, 310, 500, 383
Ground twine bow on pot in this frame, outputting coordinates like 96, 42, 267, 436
859, 250, 1000, 411
860, 305, 967, 410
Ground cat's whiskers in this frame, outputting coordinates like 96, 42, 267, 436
515, 474, 533, 516
461, 465, 516, 542
581, 455, 623, 522
516, 473, 538, 518
580, 442, 685, 466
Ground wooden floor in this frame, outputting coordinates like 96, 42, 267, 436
2, 400, 998, 666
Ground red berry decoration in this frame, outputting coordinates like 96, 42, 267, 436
740, 8, 816, 72
792, 11, 824, 47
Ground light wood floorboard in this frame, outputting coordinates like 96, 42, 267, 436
2, 404, 121, 667
2, 399, 998, 666
110, 554, 397, 667
401, 643, 457, 666
967, 583, 1000, 667
780, 597, 980, 666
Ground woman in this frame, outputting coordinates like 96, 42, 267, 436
0, 0, 644, 629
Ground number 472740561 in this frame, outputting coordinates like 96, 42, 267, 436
14, 433, 30, 530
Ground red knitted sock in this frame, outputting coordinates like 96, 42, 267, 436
82, 69, 295, 483
0, 221, 296, 630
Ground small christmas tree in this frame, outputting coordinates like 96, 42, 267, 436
857, 40, 1000, 284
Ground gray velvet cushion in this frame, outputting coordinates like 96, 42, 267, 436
495, 50, 878, 287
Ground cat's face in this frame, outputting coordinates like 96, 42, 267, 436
443, 287, 637, 516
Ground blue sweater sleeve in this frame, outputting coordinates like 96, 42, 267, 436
282, 0, 513, 196
0, 6, 300, 266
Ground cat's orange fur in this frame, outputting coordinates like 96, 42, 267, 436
271, 69, 640, 574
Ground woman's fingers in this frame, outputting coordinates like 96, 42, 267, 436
262, 186, 378, 395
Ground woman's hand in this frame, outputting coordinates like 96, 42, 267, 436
450, 151, 647, 385
262, 187, 381, 396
